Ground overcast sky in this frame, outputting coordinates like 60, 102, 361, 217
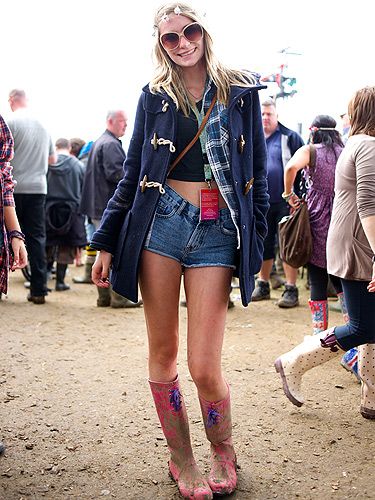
2, 0, 374, 144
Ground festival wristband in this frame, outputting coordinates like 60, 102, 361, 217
8, 230, 26, 241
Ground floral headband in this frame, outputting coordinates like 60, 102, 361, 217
161, 5, 182, 23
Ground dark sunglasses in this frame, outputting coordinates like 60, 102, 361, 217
160, 22, 203, 51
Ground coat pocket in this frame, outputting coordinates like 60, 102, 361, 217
112, 211, 132, 270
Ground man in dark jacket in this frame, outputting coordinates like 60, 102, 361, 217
46, 138, 86, 291
80, 110, 141, 308
252, 98, 304, 308
80, 110, 127, 221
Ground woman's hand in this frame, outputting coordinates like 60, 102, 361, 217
288, 193, 301, 209
10, 238, 28, 270
367, 262, 375, 293
92, 250, 112, 288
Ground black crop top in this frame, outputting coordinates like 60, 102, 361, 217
168, 100, 206, 182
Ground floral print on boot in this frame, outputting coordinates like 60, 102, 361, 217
149, 377, 212, 499
199, 387, 237, 495
308, 300, 328, 335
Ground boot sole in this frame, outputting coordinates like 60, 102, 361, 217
277, 301, 299, 308
251, 295, 270, 302
360, 406, 375, 419
274, 358, 303, 407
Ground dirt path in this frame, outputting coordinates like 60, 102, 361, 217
0, 269, 374, 499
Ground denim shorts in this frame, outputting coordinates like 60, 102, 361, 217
144, 184, 237, 269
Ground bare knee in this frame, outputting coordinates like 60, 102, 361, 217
149, 341, 179, 373
188, 361, 222, 394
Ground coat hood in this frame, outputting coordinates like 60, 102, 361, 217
49, 154, 77, 175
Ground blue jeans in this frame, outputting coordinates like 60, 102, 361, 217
144, 184, 237, 269
14, 194, 48, 297
334, 278, 375, 350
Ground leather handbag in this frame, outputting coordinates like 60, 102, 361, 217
278, 145, 316, 268
278, 201, 312, 268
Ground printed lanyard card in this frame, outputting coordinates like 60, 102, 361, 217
200, 188, 219, 221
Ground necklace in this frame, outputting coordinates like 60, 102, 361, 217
186, 87, 204, 101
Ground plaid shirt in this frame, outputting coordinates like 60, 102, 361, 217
0, 114, 15, 294
202, 80, 240, 247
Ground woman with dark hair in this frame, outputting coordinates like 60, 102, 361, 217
275, 87, 375, 419
281, 115, 346, 334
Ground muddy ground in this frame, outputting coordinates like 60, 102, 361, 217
0, 268, 374, 500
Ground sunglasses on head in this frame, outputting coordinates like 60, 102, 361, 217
160, 22, 203, 51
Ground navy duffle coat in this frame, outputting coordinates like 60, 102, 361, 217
90, 82, 269, 306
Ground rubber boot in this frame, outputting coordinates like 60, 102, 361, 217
338, 292, 360, 381
358, 344, 375, 419
110, 289, 143, 308
199, 387, 237, 496
97, 286, 111, 307
274, 328, 343, 407
55, 264, 70, 291
308, 300, 328, 335
149, 377, 212, 499
73, 251, 96, 284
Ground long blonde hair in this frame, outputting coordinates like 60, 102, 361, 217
348, 86, 375, 137
150, 2, 256, 116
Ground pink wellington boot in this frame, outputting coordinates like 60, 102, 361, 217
149, 377, 212, 499
199, 386, 237, 495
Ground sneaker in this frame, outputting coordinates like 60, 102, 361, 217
251, 280, 270, 301
277, 284, 299, 308
341, 348, 361, 382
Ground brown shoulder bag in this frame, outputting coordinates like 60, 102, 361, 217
278, 145, 316, 268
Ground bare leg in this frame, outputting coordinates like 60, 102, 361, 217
283, 262, 298, 285
258, 258, 274, 282
184, 266, 233, 401
139, 250, 182, 381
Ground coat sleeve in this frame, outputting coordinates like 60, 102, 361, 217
90, 93, 146, 253
252, 91, 269, 239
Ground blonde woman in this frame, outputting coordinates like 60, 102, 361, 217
275, 86, 375, 420
91, 3, 269, 498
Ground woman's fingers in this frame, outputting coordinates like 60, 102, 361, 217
92, 251, 112, 287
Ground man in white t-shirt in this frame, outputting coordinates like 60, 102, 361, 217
7, 89, 57, 304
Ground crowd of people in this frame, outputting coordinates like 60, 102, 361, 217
1, 1, 375, 498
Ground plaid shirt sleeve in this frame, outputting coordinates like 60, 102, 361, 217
0, 114, 14, 163
2, 163, 15, 206
0, 115, 15, 206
